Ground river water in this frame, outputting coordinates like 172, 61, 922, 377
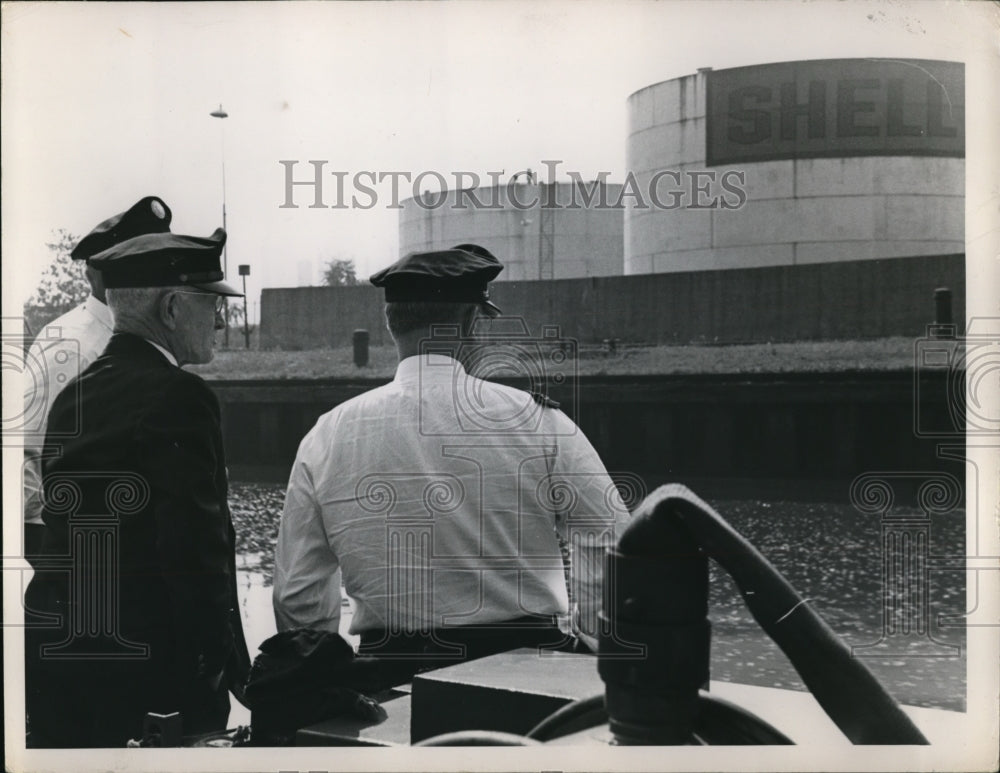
229, 483, 966, 727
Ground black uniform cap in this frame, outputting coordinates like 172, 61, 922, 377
71, 196, 173, 262
369, 244, 504, 315
88, 228, 242, 296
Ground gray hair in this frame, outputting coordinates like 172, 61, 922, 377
384, 301, 477, 337
106, 286, 182, 330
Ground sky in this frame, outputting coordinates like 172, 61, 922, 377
1, 0, 994, 322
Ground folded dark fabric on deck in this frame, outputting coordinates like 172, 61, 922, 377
244, 621, 576, 744
244, 628, 385, 745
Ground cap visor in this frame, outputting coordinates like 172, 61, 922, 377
191, 280, 243, 297
481, 300, 502, 317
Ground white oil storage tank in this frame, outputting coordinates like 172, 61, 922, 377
399, 181, 624, 281
625, 59, 964, 274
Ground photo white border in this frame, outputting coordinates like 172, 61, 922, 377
3, 1, 998, 771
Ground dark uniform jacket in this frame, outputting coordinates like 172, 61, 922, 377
25, 332, 250, 747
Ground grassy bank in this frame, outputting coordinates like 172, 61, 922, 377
193, 337, 930, 380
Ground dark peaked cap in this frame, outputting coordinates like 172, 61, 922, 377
88, 228, 242, 296
71, 196, 173, 261
369, 244, 504, 315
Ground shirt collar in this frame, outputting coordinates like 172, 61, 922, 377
83, 294, 114, 331
394, 353, 467, 383
143, 339, 178, 367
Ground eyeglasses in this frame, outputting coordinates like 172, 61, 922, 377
172, 290, 227, 314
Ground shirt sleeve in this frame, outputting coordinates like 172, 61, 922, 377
272, 440, 342, 634
22, 342, 86, 527
548, 413, 632, 652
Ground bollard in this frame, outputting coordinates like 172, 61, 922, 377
934, 288, 952, 325
353, 329, 370, 368
932, 288, 955, 339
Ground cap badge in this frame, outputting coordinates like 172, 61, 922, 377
151, 200, 166, 219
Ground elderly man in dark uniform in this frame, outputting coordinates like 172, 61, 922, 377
24, 221, 250, 747
22, 196, 173, 566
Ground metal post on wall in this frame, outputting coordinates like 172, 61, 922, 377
239, 264, 251, 349
353, 329, 369, 367
931, 287, 954, 340
934, 287, 952, 322
210, 103, 230, 347
538, 181, 555, 280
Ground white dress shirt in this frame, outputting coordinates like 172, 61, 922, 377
143, 338, 178, 367
273, 353, 630, 650
22, 296, 114, 526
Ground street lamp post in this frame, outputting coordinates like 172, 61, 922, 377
238, 264, 251, 349
210, 104, 230, 347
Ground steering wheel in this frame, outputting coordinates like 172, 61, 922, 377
521, 690, 795, 745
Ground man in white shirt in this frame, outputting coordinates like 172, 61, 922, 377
22, 196, 173, 563
273, 245, 630, 675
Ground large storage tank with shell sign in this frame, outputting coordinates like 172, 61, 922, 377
625, 59, 964, 274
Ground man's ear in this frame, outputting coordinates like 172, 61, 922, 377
84, 264, 106, 301
461, 304, 481, 337
159, 290, 180, 331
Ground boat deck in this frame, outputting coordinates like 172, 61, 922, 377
294, 649, 967, 747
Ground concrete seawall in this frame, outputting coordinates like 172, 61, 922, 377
211, 369, 960, 503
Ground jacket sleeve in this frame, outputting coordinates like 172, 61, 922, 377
272, 437, 342, 635
136, 374, 235, 681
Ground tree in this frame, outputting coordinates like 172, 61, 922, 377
225, 300, 255, 331
322, 258, 360, 287
23, 229, 88, 335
